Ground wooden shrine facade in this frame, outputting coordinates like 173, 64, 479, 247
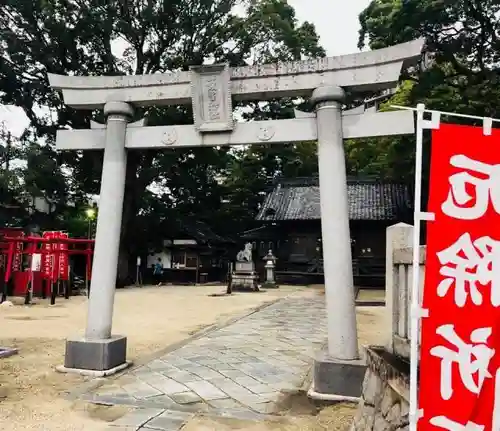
244, 177, 412, 287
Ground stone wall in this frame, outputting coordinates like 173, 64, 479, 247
351, 347, 410, 431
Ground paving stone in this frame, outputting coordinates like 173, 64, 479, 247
181, 365, 211, 375
141, 374, 189, 395
169, 391, 202, 404
133, 366, 157, 377
254, 374, 289, 385
222, 356, 246, 364
144, 396, 207, 413
144, 395, 176, 406
184, 380, 229, 401
122, 381, 163, 399
207, 362, 235, 371
185, 355, 214, 362
207, 407, 265, 422
230, 393, 265, 406
248, 401, 277, 414
147, 360, 176, 372
160, 357, 193, 367
256, 392, 282, 403
233, 376, 264, 389
219, 369, 251, 379
161, 369, 201, 383
209, 378, 263, 406
110, 408, 164, 428
207, 398, 243, 409
191, 368, 223, 380
246, 383, 277, 395
143, 409, 194, 430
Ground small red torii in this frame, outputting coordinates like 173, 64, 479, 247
0, 233, 94, 305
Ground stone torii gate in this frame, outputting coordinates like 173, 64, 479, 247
49, 39, 423, 396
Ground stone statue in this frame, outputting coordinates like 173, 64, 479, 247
236, 242, 253, 262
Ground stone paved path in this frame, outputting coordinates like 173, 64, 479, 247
86, 296, 326, 430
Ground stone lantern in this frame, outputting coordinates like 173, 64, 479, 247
262, 250, 278, 288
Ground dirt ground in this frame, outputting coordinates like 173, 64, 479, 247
184, 403, 357, 431
0, 285, 385, 430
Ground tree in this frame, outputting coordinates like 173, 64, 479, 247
344, 81, 417, 181
0, 0, 324, 283
355, 0, 500, 188
359, 0, 500, 116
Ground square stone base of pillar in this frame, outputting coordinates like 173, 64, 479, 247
60, 335, 129, 376
309, 348, 366, 402
262, 282, 279, 289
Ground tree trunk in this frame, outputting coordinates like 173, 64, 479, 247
116, 249, 130, 288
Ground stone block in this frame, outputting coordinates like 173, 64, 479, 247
145, 375, 189, 395
208, 398, 242, 409
231, 274, 259, 291
184, 380, 228, 401
64, 335, 127, 371
163, 369, 201, 383
144, 410, 194, 430
122, 380, 163, 399
352, 400, 375, 431
373, 415, 390, 431
386, 402, 402, 424
110, 408, 164, 428
169, 391, 202, 405
380, 385, 396, 416
312, 348, 366, 398
362, 369, 383, 406
235, 262, 255, 272
148, 359, 176, 371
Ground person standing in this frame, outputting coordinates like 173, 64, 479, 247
153, 258, 163, 286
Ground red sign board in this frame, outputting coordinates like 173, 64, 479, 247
42, 231, 54, 279
58, 232, 69, 280
420, 124, 500, 430
41, 231, 69, 281
11, 231, 24, 272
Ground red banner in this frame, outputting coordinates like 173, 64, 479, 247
420, 123, 500, 430
11, 231, 24, 272
58, 232, 69, 280
42, 231, 69, 281
42, 231, 54, 279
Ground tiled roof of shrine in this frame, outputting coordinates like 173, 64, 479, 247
256, 177, 412, 222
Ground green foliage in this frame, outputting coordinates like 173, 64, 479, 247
0, 0, 324, 279
353, 0, 500, 185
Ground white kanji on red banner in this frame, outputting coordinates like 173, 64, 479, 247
430, 416, 484, 431
430, 324, 494, 401
442, 155, 500, 220
436, 233, 500, 307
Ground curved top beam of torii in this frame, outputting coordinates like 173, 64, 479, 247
48, 39, 424, 109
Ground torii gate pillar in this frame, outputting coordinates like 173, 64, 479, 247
62, 101, 134, 375
309, 86, 366, 399
313, 86, 358, 360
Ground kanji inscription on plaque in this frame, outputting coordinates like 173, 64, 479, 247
190, 64, 233, 132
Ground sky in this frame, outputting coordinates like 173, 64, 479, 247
287, 0, 371, 56
0, 0, 372, 137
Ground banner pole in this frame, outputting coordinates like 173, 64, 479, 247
409, 103, 426, 431
391, 104, 500, 124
